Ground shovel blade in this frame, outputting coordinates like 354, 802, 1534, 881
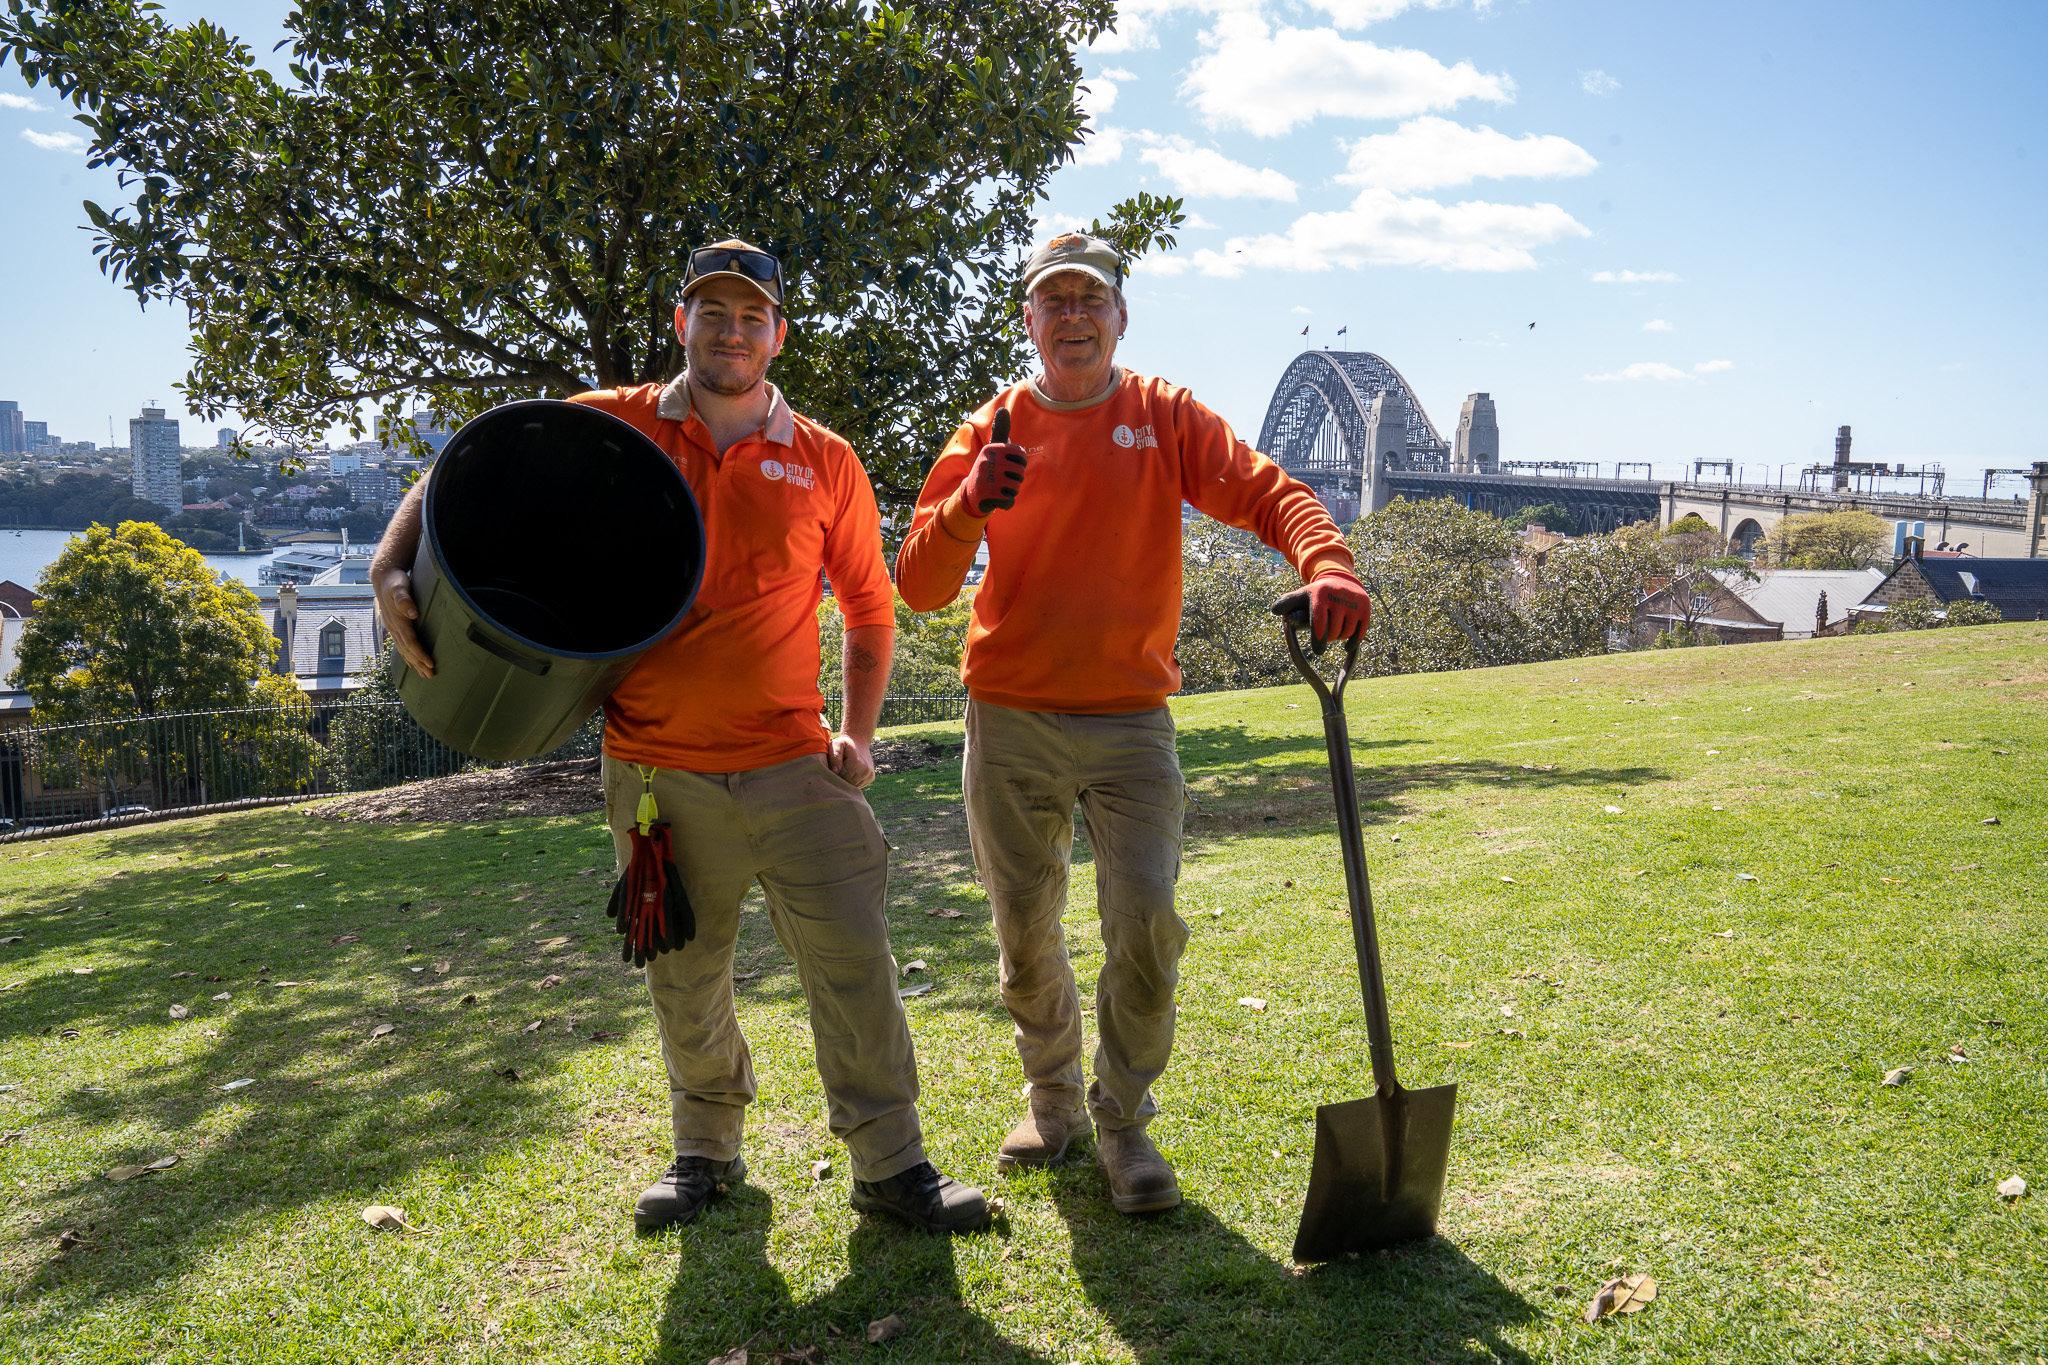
1291, 1082, 1457, 1263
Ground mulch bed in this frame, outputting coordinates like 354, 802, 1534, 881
310, 738, 961, 825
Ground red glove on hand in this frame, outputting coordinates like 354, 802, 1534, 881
1304, 569, 1371, 644
958, 407, 1026, 516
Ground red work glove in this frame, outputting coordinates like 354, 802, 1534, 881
606, 823, 696, 967
1303, 569, 1371, 645
957, 407, 1026, 516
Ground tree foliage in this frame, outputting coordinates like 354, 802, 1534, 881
1344, 498, 1527, 674
1175, 519, 1297, 692
817, 593, 977, 698
1762, 509, 1892, 569
0, 0, 1181, 502
1506, 502, 1577, 535
9, 521, 279, 722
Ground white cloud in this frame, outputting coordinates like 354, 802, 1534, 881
1184, 16, 1513, 137
1591, 269, 1681, 283
1073, 125, 1128, 166
1585, 361, 1692, 382
1580, 69, 1621, 96
20, 128, 85, 153
1642, 318, 1673, 331
1291, 305, 1313, 314
1080, 77, 1119, 119
1338, 116, 1596, 191
1176, 187, 1589, 275
1693, 359, 1733, 374
1100, 67, 1138, 81
1315, 0, 1466, 27
1184, 211, 1219, 229
0, 93, 48, 111
1137, 133, 1298, 201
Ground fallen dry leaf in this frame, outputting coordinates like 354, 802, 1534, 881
219, 1078, 256, 1091
360, 1204, 417, 1233
57, 1229, 82, 1252
1444, 1041, 1475, 1049
1499, 1003, 1515, 1017
1997, 1175, 2027, 1200
898, 983, 935, 999
460, 993, 477, 1006
1499, 876, 1517, 884
1710, 930, 1734, 939
732, 969, 761, 981
589, 1030, 620, 1041
72, 967, 94, 975
536, 974, 564, 990
1238, 997, 1267, 1012
0, 935, 22, 945
168, 1004, 189, 1020
1499, 1028, 1525, 1039
925, 907, 962, 919
811, 1159, 832, 1181
867, 1315, 906, 1344
496, 1067, 522, 1082
1585, 1273, 1657, 1322
433, 961, 451, 975
1735, 873, 1758, 883
900, 959, 926, 976
170, 971, 194, 978
1981, 816, 2000, 826
1882, 1067, 1913, 1087
369, 1023, 396, 1039
207, 872, 229, 884
1603, 805, 1622, 814
107, 1154, 178, 1182
706, 1349, 748, 1365
212, 992, 231, 1001
521, 1019, 543, 1033
536, 936, 570, 951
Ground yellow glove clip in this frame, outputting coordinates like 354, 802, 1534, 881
635, 765, 659, 836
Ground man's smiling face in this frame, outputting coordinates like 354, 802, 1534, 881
1024, 270, 1126, 396
675, 276, 786, 397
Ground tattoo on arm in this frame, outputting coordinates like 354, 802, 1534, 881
848, 642, 882, 674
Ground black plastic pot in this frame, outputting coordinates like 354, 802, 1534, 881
393, 399, 704, 761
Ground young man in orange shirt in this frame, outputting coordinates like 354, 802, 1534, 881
896, 233, 1370, 1213
373, 241, 988, 1236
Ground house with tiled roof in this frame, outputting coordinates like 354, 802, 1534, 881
1855, 556, 2048, 625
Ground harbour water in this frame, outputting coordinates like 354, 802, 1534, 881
0, 528, 346, 592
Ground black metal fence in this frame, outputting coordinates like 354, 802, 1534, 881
0, 695, 965, 829
0, 702, 601, 828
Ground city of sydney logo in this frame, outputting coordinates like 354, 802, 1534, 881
760, 458, 816, 489
1112, 424, 1158, 451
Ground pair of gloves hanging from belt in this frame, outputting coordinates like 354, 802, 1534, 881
959, 407, 1373, 644
606, 766, 696, 966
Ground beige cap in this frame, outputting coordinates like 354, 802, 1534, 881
681, 238, 784, 308
1021, 232, 1124, 296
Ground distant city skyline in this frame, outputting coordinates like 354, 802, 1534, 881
0, 0, 2042, 497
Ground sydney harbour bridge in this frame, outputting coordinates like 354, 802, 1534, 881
1253, 349, 2044, 553
1255, 349, 1662, 533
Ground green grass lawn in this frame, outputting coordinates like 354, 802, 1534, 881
2, 624, 2043, 1363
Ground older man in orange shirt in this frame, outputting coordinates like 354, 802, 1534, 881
897, 233, 1369, 1214
375, 241, 988, 1237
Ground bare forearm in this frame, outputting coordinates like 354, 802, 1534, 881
840, 624, 894, 740
371, 479, 427, 579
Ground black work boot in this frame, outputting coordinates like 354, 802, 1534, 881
634, 1154, 746, 1231
850, 1160, 991, 1233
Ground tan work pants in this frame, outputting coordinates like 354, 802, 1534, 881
962, 702, 1190, 1132
602, 753, 925, 1182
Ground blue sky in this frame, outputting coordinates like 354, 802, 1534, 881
2, 0, 2043, 493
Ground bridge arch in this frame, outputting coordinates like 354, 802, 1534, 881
1256, 351, 1450, 507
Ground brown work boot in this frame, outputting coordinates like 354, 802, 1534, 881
1096, 1125, 1181, 1213
996, 1107, 1092, 1170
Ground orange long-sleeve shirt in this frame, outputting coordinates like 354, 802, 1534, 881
896, 369, 1354, 714
570, 376, 896, 773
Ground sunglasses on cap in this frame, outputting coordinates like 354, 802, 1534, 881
685, 246, 783, 293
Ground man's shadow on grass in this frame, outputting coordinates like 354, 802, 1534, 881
646, 1194, 1045, 1364
1048, 1161, 1537, 1365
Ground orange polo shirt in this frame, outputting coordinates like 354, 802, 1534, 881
569, 375, 895, 773
896, 369, 1354, 714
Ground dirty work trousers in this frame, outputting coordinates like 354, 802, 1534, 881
962, 702, 1190, 1132
602, 753, 925, 1182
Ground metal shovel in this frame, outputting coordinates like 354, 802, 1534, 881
1273, 603, 1457, 1261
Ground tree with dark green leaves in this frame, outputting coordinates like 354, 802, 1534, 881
0, 0, 1181, 503
1506, 502, 1578, 535
1176, 518, 1297, 692
9, 521, 286, 721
